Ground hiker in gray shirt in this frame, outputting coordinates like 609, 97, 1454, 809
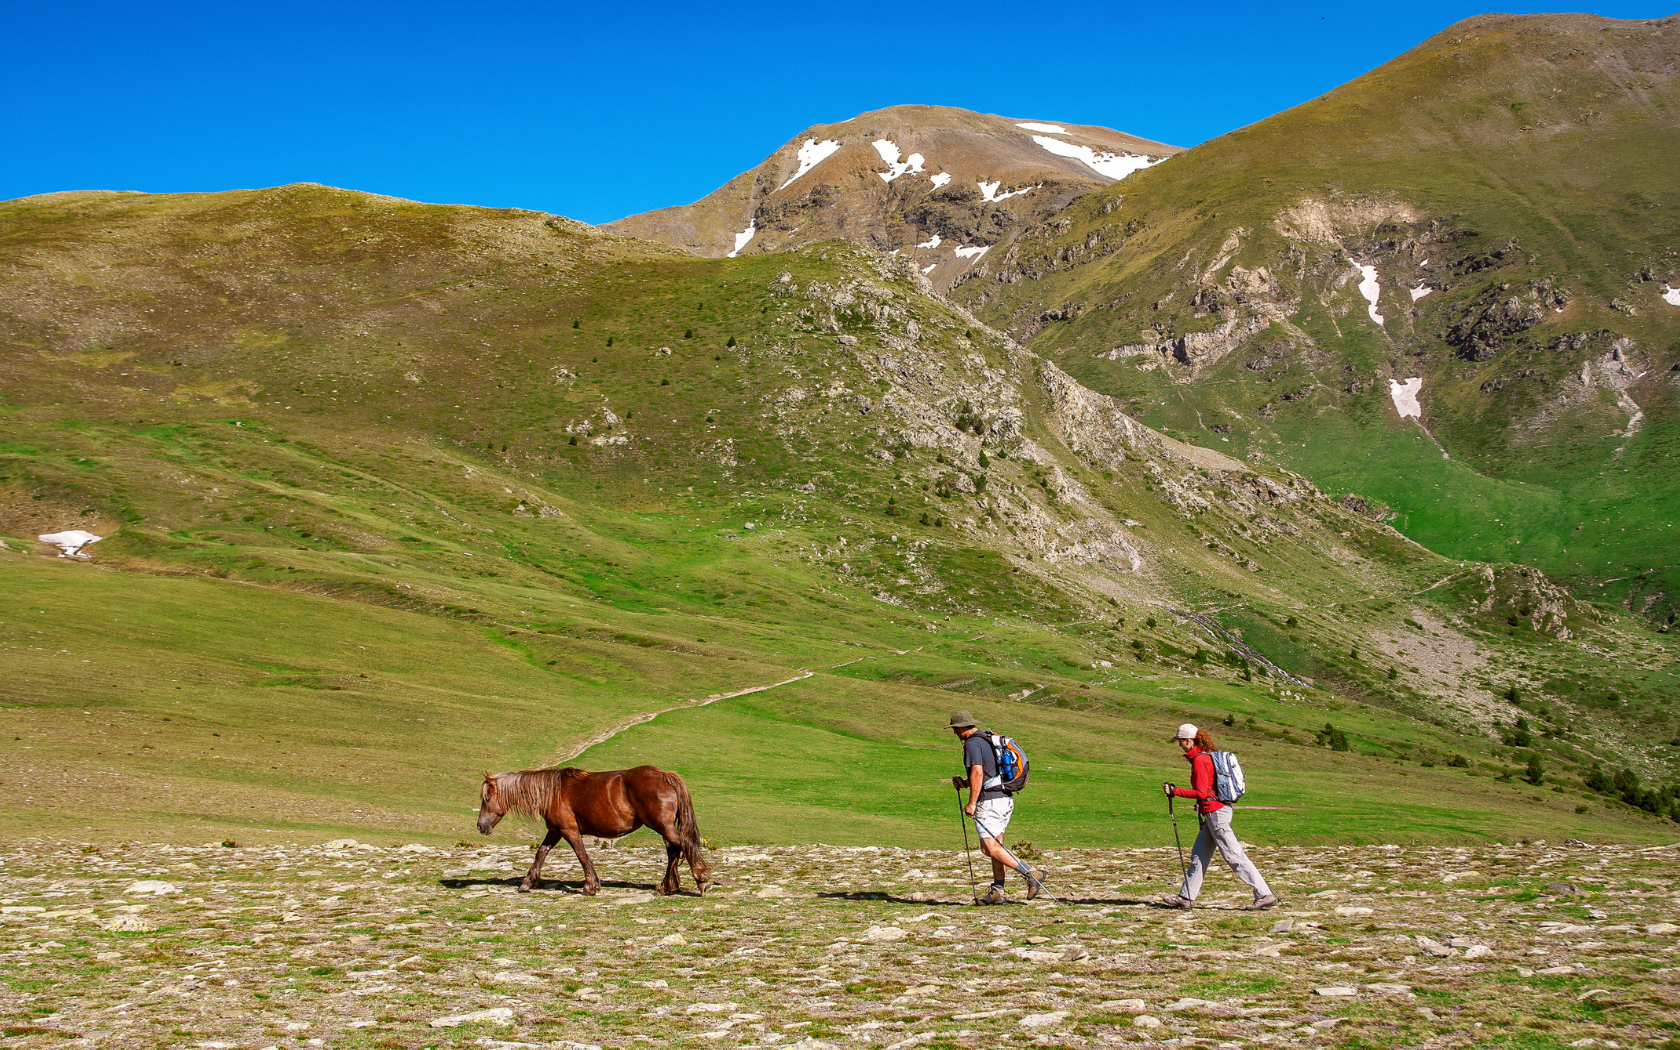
947, 710, 1046, 904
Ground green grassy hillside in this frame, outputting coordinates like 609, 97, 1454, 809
1, 184, 1675, 848
952, 12, 1680, 625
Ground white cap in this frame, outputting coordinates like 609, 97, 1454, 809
1173, 723, 1198, 740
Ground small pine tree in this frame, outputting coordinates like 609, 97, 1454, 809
1320, 723, 1350, 751
978, 451, 990, 468
1387, 666, 1399, 681
726, 336, 737, 347
572, 318, 580, 329
684, 328, 694, 339
1524, 754, 1545, 786
606, 336, 614, 346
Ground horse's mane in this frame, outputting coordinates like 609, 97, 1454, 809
494, 767, 587, 820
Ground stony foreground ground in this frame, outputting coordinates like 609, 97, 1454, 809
2, 836, 1677, 1049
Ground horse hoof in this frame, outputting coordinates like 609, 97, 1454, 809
517, 882, 533, 893
583, 885, 599, 897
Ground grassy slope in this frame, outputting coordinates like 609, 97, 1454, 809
0, 185, 1673, 847
954, 12, 1680, 622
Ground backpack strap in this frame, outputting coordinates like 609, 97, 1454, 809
981, 732, 1005, 791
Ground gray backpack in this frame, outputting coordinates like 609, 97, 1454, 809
1209, 750, 1246, 803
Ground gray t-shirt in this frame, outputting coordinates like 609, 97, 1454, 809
962, 731, 1008, 801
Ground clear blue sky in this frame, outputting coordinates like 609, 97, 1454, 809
1, 2, 1667, 224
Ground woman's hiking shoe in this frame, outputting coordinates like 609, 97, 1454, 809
978, 886, 1006, 905
1023, 867, 1049, 900
1161, 893, 1194, 910
1241, 893, 1280, 910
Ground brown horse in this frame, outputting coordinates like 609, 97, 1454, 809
477, 765, 712, 896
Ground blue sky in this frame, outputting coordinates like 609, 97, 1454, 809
1, 2, 1666, 224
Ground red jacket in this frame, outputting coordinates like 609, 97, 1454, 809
1172, 746, 1225, 815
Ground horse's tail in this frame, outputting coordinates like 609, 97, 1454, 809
664, 771, 710, 886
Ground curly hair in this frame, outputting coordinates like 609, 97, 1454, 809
1193, 729, 1218, 752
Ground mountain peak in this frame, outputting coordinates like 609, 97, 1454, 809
602, 104, 1181, 289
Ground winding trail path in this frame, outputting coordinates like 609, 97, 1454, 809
556, 671, 815, 763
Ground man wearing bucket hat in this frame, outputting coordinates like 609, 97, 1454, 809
1161, 722, 1279, 910
948, 710, 1046, 904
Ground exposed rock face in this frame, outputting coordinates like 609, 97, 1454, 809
602, 105, 1182, 292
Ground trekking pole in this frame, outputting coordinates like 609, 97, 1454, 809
954, 783, 980, 904
1168, 792, 1188, 884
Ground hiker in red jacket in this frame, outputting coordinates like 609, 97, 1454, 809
1161, 723, 1279, 910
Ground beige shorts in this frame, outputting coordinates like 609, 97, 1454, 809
973, 796, 1014, 841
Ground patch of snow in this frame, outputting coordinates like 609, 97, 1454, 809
39, 530, 102, 558
922, 263, 937, 274
1015, 122, 1068, 133
1389, 378, 1423, 419
977, 180, 1035, 203
916, 233, 942, 249
1663, 284, 1680, 307
929, 172, 951, 190
779, 139, 841, 190
726, 221, 756, 259
1030, 135, 1157, 180
872, 139, 925, 183
953, 245, 990, 262
1409, 284, 1432, 301
1354, 263, 1384, 325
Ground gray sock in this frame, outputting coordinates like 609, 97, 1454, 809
1015, 860, 1034, 875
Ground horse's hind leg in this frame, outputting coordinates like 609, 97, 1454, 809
660, 842, 682, 896
562, 829, 602, 895
519, 826, 562, 893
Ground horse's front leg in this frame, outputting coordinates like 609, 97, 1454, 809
519, 826, 562, 892
562, 830, 601, 895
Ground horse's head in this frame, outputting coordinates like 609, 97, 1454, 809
477, 773, 504, 835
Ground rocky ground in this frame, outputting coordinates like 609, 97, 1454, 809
2, 836, 1677, 1049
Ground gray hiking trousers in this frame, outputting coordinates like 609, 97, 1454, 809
1177, 805, 1272, 901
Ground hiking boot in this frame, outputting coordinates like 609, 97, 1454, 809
978, 886, 1006, 905
1241, 893, 1280, 911
1023, 867, 1049, 901
1161, 893, 1194, 910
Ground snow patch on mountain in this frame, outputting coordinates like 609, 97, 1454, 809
922, 263, 937, 274
1409, 284, 1432, 301
1389, 378, 1423, 419
929, 172, 951, 190
1663, 284, 1680, 307
916, 233, 942, 249
1015, 122, 1068, 133
727, 221, 756, 258
1030, 136, 1156, 180
872, 139, 927, 183
978, 180, 1035, 203
1354, 263, 1384, 325
779, 139, 841, 190
39, 530, 102, 558
954, 245, 990, 262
